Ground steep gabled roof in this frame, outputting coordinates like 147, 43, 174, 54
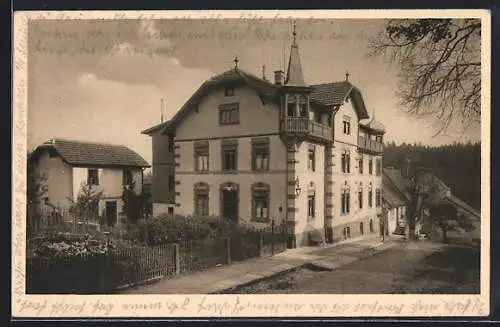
141, 69, 371, 134
310, 82, 370, 119
383, 168, 412, 203
30, 138, 150, 168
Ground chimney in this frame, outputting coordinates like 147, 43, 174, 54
274, 70, 284, 85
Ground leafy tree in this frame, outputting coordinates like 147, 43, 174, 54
68, 183, 103, 225
429, 202, 474, 242
27, 152, 49, 235
121, 181, 148, 224
369, 19, 481, 134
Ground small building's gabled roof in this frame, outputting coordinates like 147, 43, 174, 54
30, 138, 150, 168
383, 178, 407, 208
360, 118, 386, 134
444, 194, 481, 219
383, 168, 412, 203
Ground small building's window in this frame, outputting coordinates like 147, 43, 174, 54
122, 169, 133, 186
376, 158, 382, 176
194, 182, 209, 216
252, 183, 269, 222
221, 140, 238, 172
194, 141, 209, 171
87, 168, 99, 186
343, 115, 351, 135
224, 87, 235, 97
341, 186, 350, 215
341, 150, 350, 173
252, 138, 269, 171
308, 144, 316, 172
308, 189, 316, 219
376, 189, 381, 207
369, 158, 373, 175
219, 103, 239, 125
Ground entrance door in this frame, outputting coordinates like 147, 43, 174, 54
105, 201, 117, 227
221, 189, 238, 223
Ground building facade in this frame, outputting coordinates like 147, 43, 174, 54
143, 25, 386, 247
29, 138, 150, 226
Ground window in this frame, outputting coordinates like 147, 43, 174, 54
168, 135, 175, 153
299, 95, 308, 117
343, 116, 351, 135
376, 158, 381, 176
341, 187, 350, 215
308, 144, 316, 172
341, 150, 350, 173
224, 87, 234, 97
368, 187, 373, 208
221, 140, 238, 171
308, 189, 316, 219
219, 103, 239, 125
168, 207, 174, 215
368, 158, 373, 175
358, 156, 364, 174
376, 189, 381, 207
252, 138, 269, 171
358, 187, 363, 209
343, 226, 351, 240
122, 169, 133, 186
252, 183, 269, 222
87, 169, 99, 185
194, 141, 209, 171
168, 175, 175, 192
369, 219, 374, 233
360, 222, 364, 235
194, 182, 209, 216
287, 95, 297, 117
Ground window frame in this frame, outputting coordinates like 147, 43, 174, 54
221, 139, 238, 172
224, 87, 235, 97
308, 188, 316, 220
341, 187, 351, 215
308, 144, 316, 172
219, 103, 240, 125
194, 141, 210, 172
251, 138, 270, 171
358, 187, 363, 209
122, 168, 133, 186
251, 183, 270, 222
194, 182, 210, 216
87, 168, 99, 186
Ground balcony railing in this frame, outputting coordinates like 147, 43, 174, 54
281, 117, 332, 142
358, 135, 384, 154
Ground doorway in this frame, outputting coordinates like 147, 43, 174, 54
220, 183, 239, 224
105, 200, 117, 227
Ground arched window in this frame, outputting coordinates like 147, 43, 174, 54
194, 182, 209, 216
251, 183, 270, 222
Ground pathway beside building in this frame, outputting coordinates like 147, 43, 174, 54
120, 235, 402, 294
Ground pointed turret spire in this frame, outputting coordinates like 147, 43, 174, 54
234, 56, 239, 69
284, 20, 307, 86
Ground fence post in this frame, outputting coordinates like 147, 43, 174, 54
259, 234, 264, 257
225, 237, 231, 265
173, 243, 180, 275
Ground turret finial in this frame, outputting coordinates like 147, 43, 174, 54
345, 70, 350, 81
234, 56, 239, 69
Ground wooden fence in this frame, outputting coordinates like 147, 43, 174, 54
26, 225, 288, 294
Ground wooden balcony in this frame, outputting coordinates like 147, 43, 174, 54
358, 135, 384, 154
281, 117, 332, 142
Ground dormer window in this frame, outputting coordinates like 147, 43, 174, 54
224, 87, 235, 97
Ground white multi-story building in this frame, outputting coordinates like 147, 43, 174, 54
143, 24, 386, 247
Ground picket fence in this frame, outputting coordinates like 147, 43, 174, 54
26, 225, 288, 294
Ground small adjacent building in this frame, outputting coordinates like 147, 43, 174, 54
28, 138, 150, 226
382, 168, 411, 235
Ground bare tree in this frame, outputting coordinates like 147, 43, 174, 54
368, 19, 481, 135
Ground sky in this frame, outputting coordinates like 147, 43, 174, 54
27, 17, 481, 165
